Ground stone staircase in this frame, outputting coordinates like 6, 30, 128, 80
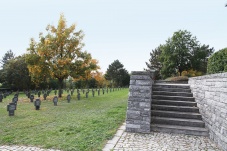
151, 82, 209, 136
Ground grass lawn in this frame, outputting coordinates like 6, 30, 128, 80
0, 89, 128, 151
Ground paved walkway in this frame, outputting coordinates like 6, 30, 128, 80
103, 123, 223, 151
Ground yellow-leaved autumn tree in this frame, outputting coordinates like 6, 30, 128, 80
73, 51, 100, 88
26, 14, 88, 97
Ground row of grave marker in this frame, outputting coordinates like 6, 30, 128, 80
3, 87, 124, 116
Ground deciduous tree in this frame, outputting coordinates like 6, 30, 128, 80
1, 55, 31, 90
26, 14, 85, 97
159, 30, 213, 79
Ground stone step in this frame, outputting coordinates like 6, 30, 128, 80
152, 87, 191, 93
153, 84, 190, 89
151, 117, 205, 127
151, 110, 202, 119
151, 104, 200, 113
152, 99, 197, 107
153, 91, 193, 97
151, 124, 209, 136
152, 95, 195, 102
155, 80, 188, 84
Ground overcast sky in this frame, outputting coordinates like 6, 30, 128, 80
0, 0, 227, 73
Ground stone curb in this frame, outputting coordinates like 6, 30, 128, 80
102, 122, 126, 151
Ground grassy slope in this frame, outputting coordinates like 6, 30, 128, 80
0, 89, 128, 151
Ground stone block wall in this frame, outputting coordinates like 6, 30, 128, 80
189, 72, 227, 151
126, 71, 154, 133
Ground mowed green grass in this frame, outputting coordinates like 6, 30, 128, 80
0, 89, 129, 151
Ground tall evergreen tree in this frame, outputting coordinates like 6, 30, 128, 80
145, 46, 162, 79
1, 50, 15, 66
105, 60, 130, 87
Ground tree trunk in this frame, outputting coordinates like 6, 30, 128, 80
58, 78, 64, 97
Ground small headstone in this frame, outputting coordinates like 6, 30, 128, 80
54, 90, 57, 95
98, 89, 100, 96
67, 94, 71, 103
86, 92, 88, 98
12, 97, 18, 105
43, 93, 47, 100
7, 103, 17, 116
102, 89, 105, 95
53, 96, 58, 106
27, 92, 31, 98
30, 95, 34, 102
83, 89, 85, 94
92, 90, 95, 97
38, 91, 41, 97
4, 93, 7, 98
77, 92, 80, 100
34, 99, 41, 110
0, 94, 3, 102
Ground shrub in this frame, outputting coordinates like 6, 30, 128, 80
207, 48, 227, 74
165, 76, 188, 81
181, 69, 203, 77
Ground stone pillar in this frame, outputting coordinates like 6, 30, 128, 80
126, 71, 154, 133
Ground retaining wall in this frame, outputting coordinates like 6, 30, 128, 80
189, 72, 227, 151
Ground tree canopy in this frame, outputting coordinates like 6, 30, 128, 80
0, 55, 31, 90
146, 30, 214, 79
105, 60, 130, 87
1, 50, 15, 66
207, 48, 227, 74
26, 14, 95, 97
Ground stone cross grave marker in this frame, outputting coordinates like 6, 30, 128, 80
53, 96, 58, 106
30, 95, 34, 102
27, 91, 31, 98
92, 90, 95, 97
12, 96, 18, 105
0, 94, 3, 102
86, 91, 88, 98
7, 103, 17, 116
98, 89, 100, 96
67, 94, 71, 103
77, 92, 80, 100
43, 93, 47, 100
34, 99, 41, 110
4, 93, 7, 98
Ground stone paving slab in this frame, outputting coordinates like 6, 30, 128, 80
103, 122, 223, 151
